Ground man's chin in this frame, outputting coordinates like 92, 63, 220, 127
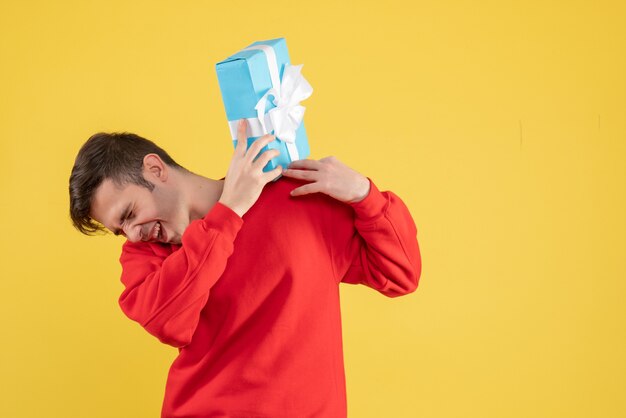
167, 229, 183, 245
165, 221, 191, 245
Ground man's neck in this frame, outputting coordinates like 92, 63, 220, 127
180, 171, 225, 222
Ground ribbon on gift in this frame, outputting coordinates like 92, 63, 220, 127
227, 43, 313, 162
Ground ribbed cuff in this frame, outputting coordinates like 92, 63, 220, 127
200, 201, 244, 242
348, 177, 388, 223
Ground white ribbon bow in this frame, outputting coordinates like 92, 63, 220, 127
254, 63, 313, 144
240, 44, 313, 161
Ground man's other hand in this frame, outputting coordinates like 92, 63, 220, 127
281, 156, 370, 203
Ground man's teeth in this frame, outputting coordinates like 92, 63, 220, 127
155, 222, 161, 240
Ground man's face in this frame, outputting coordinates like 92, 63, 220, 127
90, 159, 188, 245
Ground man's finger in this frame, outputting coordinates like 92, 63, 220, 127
264, 164, 283, 182
290, 182, 322, 197
253, 148, 281, 170
236, 119, 248, 153
282, 168, 318, 181
246, 134, 276, 162
288, 159, 322, 170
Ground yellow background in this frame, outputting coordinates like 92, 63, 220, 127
1, 1, 624, 417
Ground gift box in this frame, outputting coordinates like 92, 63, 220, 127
215, 38, 312, 174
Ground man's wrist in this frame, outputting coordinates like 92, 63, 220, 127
217, 199, 245, 218
346, 177, 371, 204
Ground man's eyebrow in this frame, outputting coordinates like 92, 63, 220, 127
113, 204, 131, 236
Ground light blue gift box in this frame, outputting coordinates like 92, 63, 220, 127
215, 38, 312, 175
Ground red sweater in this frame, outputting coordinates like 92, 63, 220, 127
117, 176, 421, 418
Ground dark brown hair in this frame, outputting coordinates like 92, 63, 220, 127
69, 132, 183, 235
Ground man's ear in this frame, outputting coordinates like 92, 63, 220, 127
142, 154, 169, 183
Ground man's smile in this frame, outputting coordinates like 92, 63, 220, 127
144, 221, 165, 242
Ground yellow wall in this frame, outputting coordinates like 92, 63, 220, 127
1, 1, 624, 417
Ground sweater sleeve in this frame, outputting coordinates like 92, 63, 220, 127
117, 202, 243, 348
333, 177, 422, 297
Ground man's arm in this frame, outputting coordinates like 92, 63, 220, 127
118, 202, 243, 348
282, 157, 421, 297
339, 177, 421, 297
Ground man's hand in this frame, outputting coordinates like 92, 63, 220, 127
218, 119, 283, 217
281, 156, 371, 203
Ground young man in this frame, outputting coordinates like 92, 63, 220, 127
69, 119, 422, 418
